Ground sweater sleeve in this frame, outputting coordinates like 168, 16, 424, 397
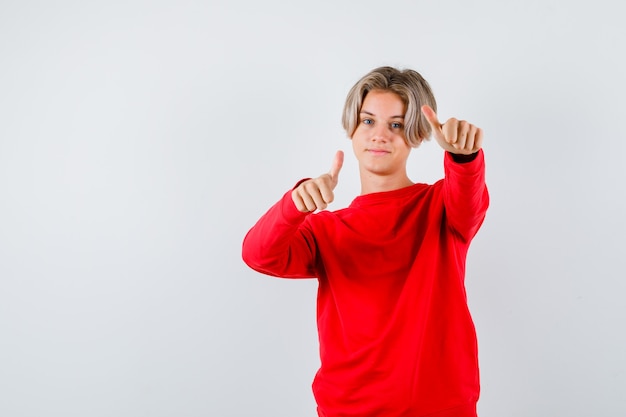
241, 188, 318, 278
442, 149, 490, 242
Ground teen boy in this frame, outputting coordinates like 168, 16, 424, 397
242, 66, 489, 417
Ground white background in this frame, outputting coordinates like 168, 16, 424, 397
1, 1, 624, 416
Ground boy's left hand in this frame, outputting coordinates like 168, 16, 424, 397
421, 105, 483, 155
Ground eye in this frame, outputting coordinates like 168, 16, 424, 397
362, 118, 373, 125
391, 122, 403, 129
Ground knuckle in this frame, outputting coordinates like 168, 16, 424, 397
298, 180, 311, 191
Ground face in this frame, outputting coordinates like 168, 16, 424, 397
351, 90, 411, 179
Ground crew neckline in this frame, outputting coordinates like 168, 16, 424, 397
350, 183, 428, 208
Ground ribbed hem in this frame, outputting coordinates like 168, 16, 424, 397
317, 402, 477, 417
420, 403, 477, 417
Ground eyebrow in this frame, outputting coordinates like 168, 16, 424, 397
360, 110, 404, 119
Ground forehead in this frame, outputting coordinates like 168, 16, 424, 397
361, 90, 406, 115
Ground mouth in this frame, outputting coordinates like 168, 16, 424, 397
366, 149, 391, 156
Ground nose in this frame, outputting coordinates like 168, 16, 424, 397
371, 124, 390, 142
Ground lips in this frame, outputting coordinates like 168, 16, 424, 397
367, 149, 391, 155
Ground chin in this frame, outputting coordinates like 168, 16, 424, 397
363, 165, 395, 176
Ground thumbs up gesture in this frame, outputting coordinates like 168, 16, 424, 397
292, 150, 344, 213
421, 105, 483, 155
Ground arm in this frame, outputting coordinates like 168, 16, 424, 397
421, 105, 489, 241
443, 150, 489, 242
242, 189, 317, 278
242, 151, 344, 278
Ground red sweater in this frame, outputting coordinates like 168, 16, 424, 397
242, 151, 489, 417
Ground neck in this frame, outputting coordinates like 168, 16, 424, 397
359, 171, 414, 195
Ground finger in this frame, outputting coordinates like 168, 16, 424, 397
328, 150, 344, 182
299, 188, 319, 212
421, 105, 441, 131
293, 181, 321, 212
442, 118, 458, 145
456, 120, 470, 150
318, 180, 335, 206
304, 181, 328, 211
464, 124, 477, 153
291, 189, 309, 213
473, 127, 484, 152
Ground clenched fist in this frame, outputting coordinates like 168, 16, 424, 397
292, 150, 344, 213
421, 105, 483, 155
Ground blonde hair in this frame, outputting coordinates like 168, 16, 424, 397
342, 66, 437, 147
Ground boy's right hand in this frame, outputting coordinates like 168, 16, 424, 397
292, 150, 344, 213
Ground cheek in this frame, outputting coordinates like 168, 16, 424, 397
393, 139, 411, 156
395, 135, 411, 150
351, 137, 359, 154
350, 130, 365, 146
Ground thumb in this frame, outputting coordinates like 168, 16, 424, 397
328, 150, 344, 182
421, 105, 443, 136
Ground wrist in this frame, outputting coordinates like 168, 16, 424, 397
448, 151, 479, 163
